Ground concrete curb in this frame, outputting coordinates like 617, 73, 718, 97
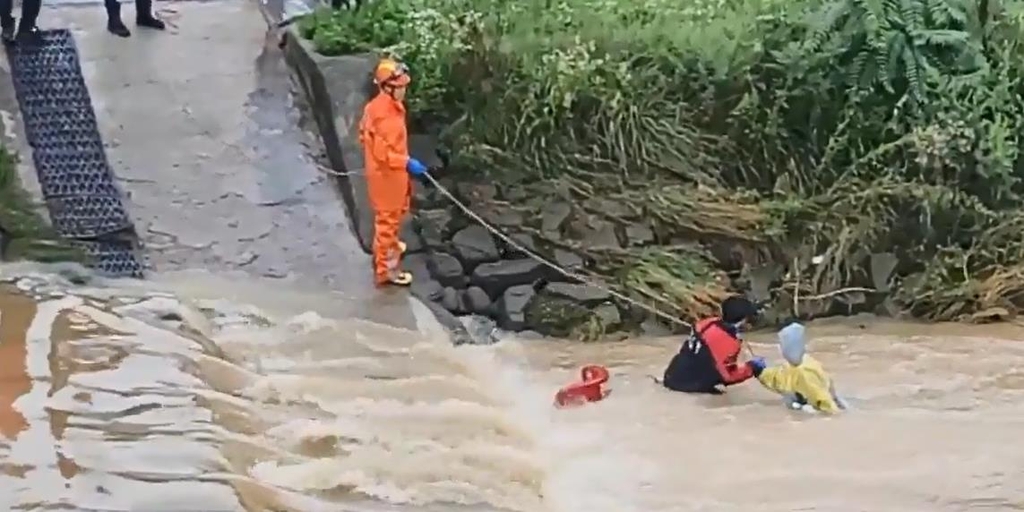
281, 27, 475, 345
282, 27, 375, 254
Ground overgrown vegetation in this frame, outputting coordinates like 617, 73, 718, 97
0, 146, 83, 262
301, 0, 1024, 323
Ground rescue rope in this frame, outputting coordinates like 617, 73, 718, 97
421, 171, 699, 332
421, 171, 770, 358
318, 168, 675, 325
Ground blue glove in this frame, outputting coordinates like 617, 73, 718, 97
748, 356, 766, 375
407, 158, 427, 176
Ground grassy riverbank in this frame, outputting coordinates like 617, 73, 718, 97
300, 0, 1024, 324
0, 146, 83, 262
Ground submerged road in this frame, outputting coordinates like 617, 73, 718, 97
31, 1, 371, 293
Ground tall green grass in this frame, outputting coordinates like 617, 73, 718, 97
302, 0, 1024, 322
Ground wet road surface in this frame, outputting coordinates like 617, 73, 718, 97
40, 1, 369, 291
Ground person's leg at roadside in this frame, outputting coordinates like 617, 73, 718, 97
15, 0, 41, 42
0, 0, 15, 44
105, 0, 130, 37
134, 0, 165, 30
106, 0, 164, 38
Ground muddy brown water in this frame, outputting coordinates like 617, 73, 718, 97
0, 266, 1023, 511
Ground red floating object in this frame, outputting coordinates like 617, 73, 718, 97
554, 364, 611, 408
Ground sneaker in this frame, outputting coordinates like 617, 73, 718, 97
375, 271, 413, 287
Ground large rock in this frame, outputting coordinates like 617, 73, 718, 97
553, 249, 584, 271
440, 286, 464, 313
544, 282, 611, 306
428, 252, 466, 288
416, 209, 453, 249
625, 223, 655, 246
496, 284, 536, 331
578, 219, 621, 249
503, 233, 536, 258
541, 201, 572, 234
640, 318, 672, 337
593, 302, 622, 329
458, 315, 501, 345
502, 184, 530, 203
471, 258, 549, 297
461, 286, 492, 314
870, 252, 898, 292
410, 277, 444, 302
451, 225, 500, 270
401, 253, 431, 282
523, 283, 625, 339
408, 134, 445, 169
412, 180, 443, 209
746, 263, 783, 304
456, 183, 498, 204
583, 197, 636, 219
404, 253, 444, 301
399, 219, 424, 253
523, 293, 592, 338
481, 204, 524, 228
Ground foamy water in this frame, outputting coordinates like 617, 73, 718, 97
0, 263, 1022, 511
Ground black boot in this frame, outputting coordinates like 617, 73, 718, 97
105, 1, 130, 37
136, 14, 164, 30
15, 0, 40, 44
134, 0, 164, 30
107, 17, 130, 37
15, 24, 39, 44
1, 16, 15, 45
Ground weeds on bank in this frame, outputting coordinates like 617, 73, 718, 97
302, 0, 1024, 323
0, 146, 83, 262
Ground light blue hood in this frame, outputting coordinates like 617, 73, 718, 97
778, 323, 806, 365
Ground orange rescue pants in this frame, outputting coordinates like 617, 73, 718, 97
369, 180, 411, 285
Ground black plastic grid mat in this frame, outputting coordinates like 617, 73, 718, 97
7, 29, 144, 277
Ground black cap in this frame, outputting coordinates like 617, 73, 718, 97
721, 295, 758, 323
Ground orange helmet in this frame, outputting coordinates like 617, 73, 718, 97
374, 58, 411, 87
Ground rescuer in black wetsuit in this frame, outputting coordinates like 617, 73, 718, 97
0, 0, 42, 44
661, 295, 764, 394
104, 0, 165, 38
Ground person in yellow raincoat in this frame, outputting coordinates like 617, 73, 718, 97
358, 58, 429, 287
749, 322, 848, 413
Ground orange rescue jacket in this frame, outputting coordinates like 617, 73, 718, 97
358, 92, 411, 212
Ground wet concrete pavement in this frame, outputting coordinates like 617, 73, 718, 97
37, 1, 372, 294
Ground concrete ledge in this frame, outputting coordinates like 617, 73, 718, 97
283, 26, 375, 253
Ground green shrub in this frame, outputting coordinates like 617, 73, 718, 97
304, 0, 1024, 322
298, 1, 408, 56
0, 146, 83, 262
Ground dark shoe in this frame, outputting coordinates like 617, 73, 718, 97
107, 18, 130, 37
136, 15, 165, 30
1, 18, 15, 45
15, 25, 40, 44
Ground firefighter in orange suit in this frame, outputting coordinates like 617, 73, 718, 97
358, 58, 428, 286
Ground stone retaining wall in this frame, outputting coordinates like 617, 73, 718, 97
282, 28, 634, 341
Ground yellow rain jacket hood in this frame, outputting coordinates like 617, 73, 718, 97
756, 323, 847, 413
